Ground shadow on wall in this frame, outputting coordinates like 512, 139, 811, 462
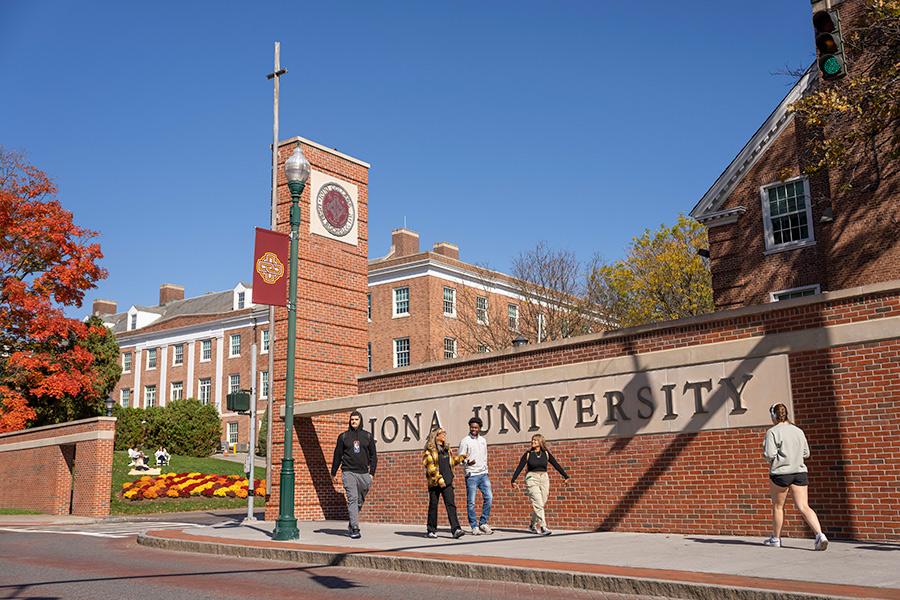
298, 416, 347, 520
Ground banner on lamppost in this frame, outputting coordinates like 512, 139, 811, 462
252, 227, 289, 306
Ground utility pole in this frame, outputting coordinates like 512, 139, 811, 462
265, 42, 286, 496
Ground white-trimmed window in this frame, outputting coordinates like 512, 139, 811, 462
260, 370, 269, 399
199, 378, 211, 405
146, 348, 157, 369
476, 296, 488, 325
170, 381, 183, 401
120, 388, 131, 408
770, 284, 821, 302
367, 342, 372, 372
761, 178, 814, 251
367, 293, 372, 321
508, 304, 519, 330
173, 344, 184, 366
444, 337, 457, 359
122, 352, 132, 373
237, 291, 246, 309
130, 314, 137, 330
229, 374, 241, 394
261, 329, 270, 354
393, 287, 410, 317
201, 339, 212, 362
227, 422, 239, 445
443, 287, 456, 316
144, 385, 157, 408
393, 338, 410, 368
477, 344, 490, 354
229, 334, 241, 357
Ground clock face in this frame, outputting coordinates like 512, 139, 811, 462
316, 183, 355, 237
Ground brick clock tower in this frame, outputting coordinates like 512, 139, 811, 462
265, 136, 369, 521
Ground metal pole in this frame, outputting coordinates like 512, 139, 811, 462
272, 174, 303, 541
245, 337, 258, 523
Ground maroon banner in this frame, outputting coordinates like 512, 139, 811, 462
252, 227, 289, 306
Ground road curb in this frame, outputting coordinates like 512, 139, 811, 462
136, 532, 876, 600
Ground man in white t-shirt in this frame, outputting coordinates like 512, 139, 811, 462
458, 416, 493, 535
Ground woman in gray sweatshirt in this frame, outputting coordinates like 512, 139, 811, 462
763, 403, 828, 551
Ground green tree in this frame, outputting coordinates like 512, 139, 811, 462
256, 412, 267, 457
588, 215, 713, 328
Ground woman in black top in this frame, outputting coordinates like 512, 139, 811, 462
511, 434, 569, 535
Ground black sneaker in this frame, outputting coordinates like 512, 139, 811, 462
349, 529, 361, 539
452, 528, 465, 539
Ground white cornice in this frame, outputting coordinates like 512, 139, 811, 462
690, 67, 816, 219
696, 206, 747, 227
368, 258, 529, 301
117, 308, 269, 348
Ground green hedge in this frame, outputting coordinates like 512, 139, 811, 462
113, 399, 221, 457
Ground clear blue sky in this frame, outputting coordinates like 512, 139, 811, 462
0, 1, 815, 317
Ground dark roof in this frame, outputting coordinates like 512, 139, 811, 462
102, 288, 239, 335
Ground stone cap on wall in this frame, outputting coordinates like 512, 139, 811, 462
0, 416, 117, 441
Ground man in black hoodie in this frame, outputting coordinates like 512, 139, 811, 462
331, 410, 377, 539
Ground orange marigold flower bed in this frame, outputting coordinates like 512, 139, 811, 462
119, 472, 266, 502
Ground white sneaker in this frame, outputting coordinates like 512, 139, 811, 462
470, 526, 481, 536
426, 531, 437, 539
540, 526, 552, 536
763, 536, 781, 547
815, 533, 829, 551
479, 523, 493, 535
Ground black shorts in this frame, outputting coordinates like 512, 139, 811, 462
770, 472, 808, 487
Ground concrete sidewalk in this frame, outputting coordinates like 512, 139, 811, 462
138, 520, 900, 600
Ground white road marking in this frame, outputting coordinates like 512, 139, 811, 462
0, 521, 204, 539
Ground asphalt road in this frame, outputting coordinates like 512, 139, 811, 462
0, 511, 668, 600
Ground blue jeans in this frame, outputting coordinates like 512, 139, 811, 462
464, 473, 493, 528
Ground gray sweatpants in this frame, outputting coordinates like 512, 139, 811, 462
342, 471, 372, 531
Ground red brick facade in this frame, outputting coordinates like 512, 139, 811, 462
281, 283, 899, 540
0, 417, 116, 517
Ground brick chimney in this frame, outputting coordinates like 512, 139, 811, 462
432, 242, 459, 260
92, 299, 117, 316
391, 229, 420, 258
159, 284, 184, 306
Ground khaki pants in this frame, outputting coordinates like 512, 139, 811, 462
524, 471, 550, 527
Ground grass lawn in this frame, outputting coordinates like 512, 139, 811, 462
110, 451, 266, 515
0, 507, 43, 515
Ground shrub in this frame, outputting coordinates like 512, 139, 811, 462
113, 399, 221, 457
256, 412, 267, 457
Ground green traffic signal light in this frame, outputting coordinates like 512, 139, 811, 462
812, 9, 847, 81
820, 55, 843, 77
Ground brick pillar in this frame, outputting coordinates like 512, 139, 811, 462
266, 138, 369, 521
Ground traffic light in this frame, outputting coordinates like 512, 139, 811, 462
813, 9, 847, 80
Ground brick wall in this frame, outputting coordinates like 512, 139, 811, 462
0, 417, 116, 517
285, 284, 899, 540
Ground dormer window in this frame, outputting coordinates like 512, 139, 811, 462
233, 284, 252, 311
237, 291, 245, 309
130, 314, 137, 330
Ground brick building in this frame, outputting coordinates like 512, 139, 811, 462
690, 0, 899, 309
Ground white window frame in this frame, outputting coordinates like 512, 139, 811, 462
120, 388, 131, 408
146, 348, 157, 370
443, 337, 457, 359
393, 337, 410, 368
200, 339, 212, 362
476, 296, 489, 325
443, 287, 456, 317
144, 384, 157, 408
477, 344, 490, 354
229, 373, 241, 394
130, 314, 137, 330
367, 293, 372, 321
229, 334, 241, 358
199, 378, 212, 405
260, 329, 270, 354
260, 370, 269, 399
393, 287, 410, 317
237, 291, 246, 309
760, 176, 815, 253
172, 344, 184, 366
769, 284, 821, 302
227, 422, 239, 445
170, 381, 183, 401
508, 304, 519, 330
367, 342, 372, 372
122, 352, 132, 373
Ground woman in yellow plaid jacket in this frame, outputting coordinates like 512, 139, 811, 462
422, 427, 467, 539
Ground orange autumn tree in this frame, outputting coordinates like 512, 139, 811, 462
0, 148, 108, 432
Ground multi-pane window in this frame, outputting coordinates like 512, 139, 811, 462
170, 381, 183, 401
230, 334, 241, 357
120, 388, 131, 408
394, 338, 410, 368
146, 348, 157, 369
508, 304, 519, 330
123, 352, 132, 372
237, 291, 245, 309
367, 293, 372, 321
261, 329, 270, 353
229, 374, 241, 394
199, 378, 212, 405
173, 344, 184, 366
444, 337, 457, 359
260, 370, 269, 399
144, 385, 157, 408
130, 314, 137, 330
443, 287, 456, 316
393, 287, 410, 316
201, 339, 212, 361
763, 179, 814, 249
772, 285, 821, 302
477, 344, 490, 354
367, 342, 372, 372
476, 296, 488, 325
228, 422, 239, 445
